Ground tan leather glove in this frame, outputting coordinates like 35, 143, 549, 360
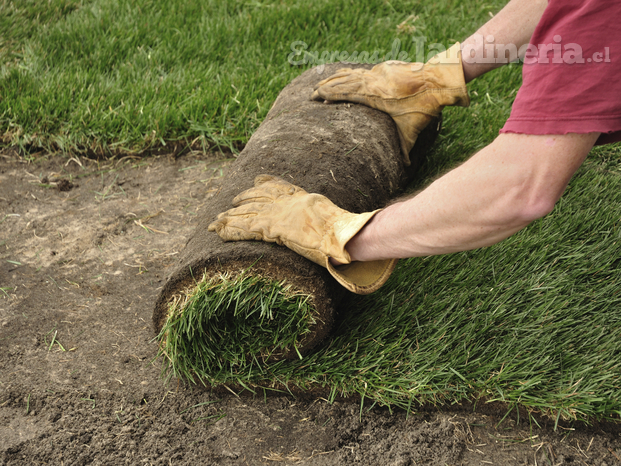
208, 175, 397, 294
312, 43, 469, 166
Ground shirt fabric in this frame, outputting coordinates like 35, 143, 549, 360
500, 0, 621, 145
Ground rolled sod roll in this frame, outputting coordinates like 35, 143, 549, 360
153, 64, 439, 376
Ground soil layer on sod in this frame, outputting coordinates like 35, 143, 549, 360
153, 63, 439, 373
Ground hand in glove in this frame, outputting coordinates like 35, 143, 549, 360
312, 43, 469, 166
208, 175, 397, 294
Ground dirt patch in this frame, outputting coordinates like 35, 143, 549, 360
1, 152, 620, 465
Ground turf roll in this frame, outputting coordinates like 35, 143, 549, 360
153, 64, 439, 383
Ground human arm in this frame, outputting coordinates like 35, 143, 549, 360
311, 0, 549, 163
207, 175, 398, 294
208, 133, 598, 292
344, 132, 599, 261
461, 0, 549, 82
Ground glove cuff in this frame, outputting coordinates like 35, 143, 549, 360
424, 42, 470, 108
323, 210, 379, 264
323, 209, 398, 294
327, 258, 399, 295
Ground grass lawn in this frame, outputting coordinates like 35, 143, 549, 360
3, 0, 620, 422
1, 0, 502, 155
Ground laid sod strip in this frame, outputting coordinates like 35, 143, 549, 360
0, 0, 507, 155
157, 271, 319, 385
160, 149, 621, 422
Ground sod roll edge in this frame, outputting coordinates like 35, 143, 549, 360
153, 64, 439, 383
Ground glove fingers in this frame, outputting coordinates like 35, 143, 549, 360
215, 202, 266, 220
253, 174, 282, 186
312, 70, 376, 103
231, 186, 280, 206
232, 176, 305, 206
313, 68, 363, 91
208, 220, 264, 242
314, 74, 365, 95
208, 203, 272, 242
391, 112, 435, 166
312, 88, 376, 107
255, 174, 306, 191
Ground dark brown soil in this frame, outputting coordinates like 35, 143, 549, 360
1, 152, 621, 465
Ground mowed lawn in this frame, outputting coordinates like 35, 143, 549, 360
2, 0, 620, 422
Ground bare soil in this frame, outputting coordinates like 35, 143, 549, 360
1, 151, 620, 466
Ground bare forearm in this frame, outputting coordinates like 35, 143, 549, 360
349, 174, 531, 260
346, 133, 598, 262
461, 0, 548, 82
347, 153, 536, 260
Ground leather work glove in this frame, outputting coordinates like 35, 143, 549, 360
208, 175, 397, 294
312, 43, 469, 166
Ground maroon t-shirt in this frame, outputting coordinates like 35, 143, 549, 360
500, 0, 621, 145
